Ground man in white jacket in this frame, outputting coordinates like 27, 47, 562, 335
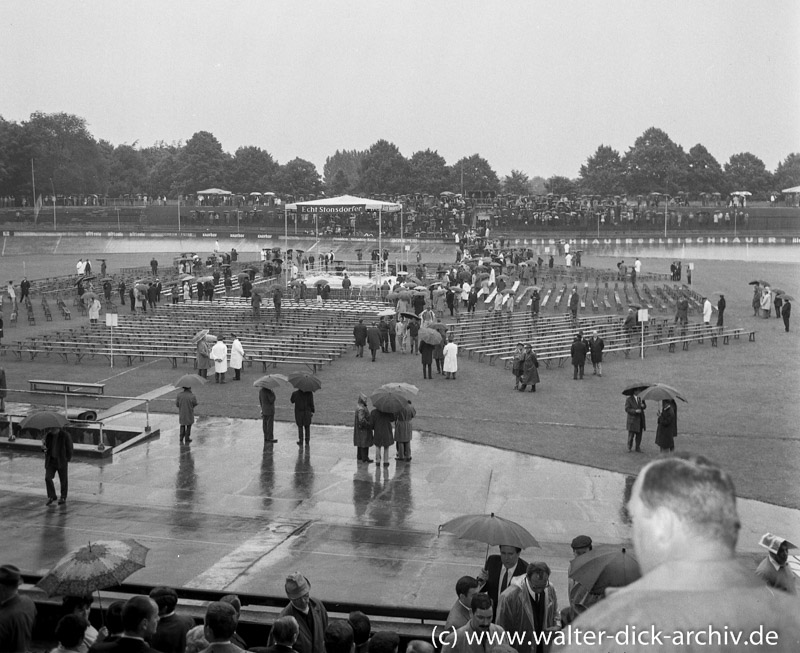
211, 337, 229, 384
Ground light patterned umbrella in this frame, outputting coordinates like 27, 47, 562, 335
439, 512, 539, 549
37, 539, 149, 597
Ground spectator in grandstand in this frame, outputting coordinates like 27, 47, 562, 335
324, 622, 353, 653
367, 632, 398, 653
88, 600, 125, 649
268, 574, 328, 653
477, 546, 528, 620
353, 319, 367, 358
588, 330, 604, 377
623, 308, 637, 335
496, 562, 559, 653
442, 593, 503, 653
347, 612, 371, 653
717, 293, 726, 327
62, 594, 106, 649
0, 564, 36, 653
52, 613, 88, 653
774, 292, 783, 320
272, 288, 282, 322
265, 616, 300, 653
96, 596, 160, 653
674, 295, 688, 326
569, 288, 579, 324
149, 587, 195, 653
89, 297, 102, 324
199, 601, 242, 653
560, 456, 800, 652
342, 274, 352, 299
755, 534, 797, 595
702, 296, 712, 327
445, 576, 480, 631
150, 258, 158, 276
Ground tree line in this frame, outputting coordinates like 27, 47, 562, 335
0, 112, 798, 201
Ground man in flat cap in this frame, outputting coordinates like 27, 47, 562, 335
562, 536, 595, 625
267, 573, 328, 653
0, 564, 37, 653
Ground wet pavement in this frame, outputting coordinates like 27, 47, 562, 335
0, 404, 795, 611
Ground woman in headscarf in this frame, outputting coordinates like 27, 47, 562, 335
353, 394, 373, 463
518, 344, 540, 393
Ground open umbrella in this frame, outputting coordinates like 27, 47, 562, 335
418, 327, 443, 345
439, 512, 539, 550
315, 279, 330, 287
497, 274, 510, 282
369, 389, 411, 415
379, 382, 419, 396
37, 539, 149, 597
621, 381, 651, 396
638, 383, 687, 403
431, 322, 449, 337
406, 276, 422, 286
399, 311, 421, 321
777, 294, 795, 302
20, 411, 69, 431
173, 374, 206, 389
82, 291, 99, 303
569, 546, 640, 595
253, 374, 288, 389
75, 275, 96, 285
190, 329, 210, 345
397, 270, 409, 276
179, 273, 195, 282
377, 308, 395, 317
197, 276, 214, 283
288, 371, 322, 392
748, 280, 769, 286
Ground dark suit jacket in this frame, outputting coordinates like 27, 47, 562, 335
291, 390, 315, 417
97, 636, 163, 653
151, 613, 196, 653
482, 555, 528, 616
44, 429, 73, 469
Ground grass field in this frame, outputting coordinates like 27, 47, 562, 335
2, 247, 799, 510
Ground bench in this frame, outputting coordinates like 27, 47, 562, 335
29, 379, 106, 395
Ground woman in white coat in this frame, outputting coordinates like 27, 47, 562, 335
229, 334, 245, 381
210, 336, 228, 384
443, 335, 458, 380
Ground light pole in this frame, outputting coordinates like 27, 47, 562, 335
50, 178, 56, 230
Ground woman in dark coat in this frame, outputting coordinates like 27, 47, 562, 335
353, 393, 373, 463
655, 399, 677, 453
370, 408, 395, 467
518, 344, 540, 392
419, 340, 434, 379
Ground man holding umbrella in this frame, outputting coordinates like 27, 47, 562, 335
291, 388, 315, 446
176, 385, 198, 444
43, 426, 74, 505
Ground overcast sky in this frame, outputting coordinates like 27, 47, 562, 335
2, 1, 798, 179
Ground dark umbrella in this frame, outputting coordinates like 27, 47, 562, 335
399, 311, 421, 321
438, 512, 539, 550
569, 546, 641, 595
638, 383, 688, 403
173, 374, 206, 389
287, 372, 322, 392
253, 374, 288, 389
418, 327, 443, 345
74, 275, 96, 285
20, 411, 69, 431
369, 390, 411, 415
621, 381, 651, 396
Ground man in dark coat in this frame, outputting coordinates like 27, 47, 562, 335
518, 344, 539, 392
0, 564, 37, 653
569, 288, 580, 324
176, 387, 197, 444
570, 333, 588, 380
119, 280, 126, 306
149, 587, 195, 653
147, 283, 158, 310
267, 574, 327, 653
782, 299, 791, 332
366, 322, 381, 362
260, 387, 277, 443
717, 294, 726, 327
19, 277, 30, 301
655, 400, 677, 453
44, 427, 73, 505
291, 390, 315, 446
128, 287, 136, 313
377, 317, 389, 353
625, 391, 647, 452
588, 330, 604, 376
419, 340, 434, 380
353, 319, 367, 358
